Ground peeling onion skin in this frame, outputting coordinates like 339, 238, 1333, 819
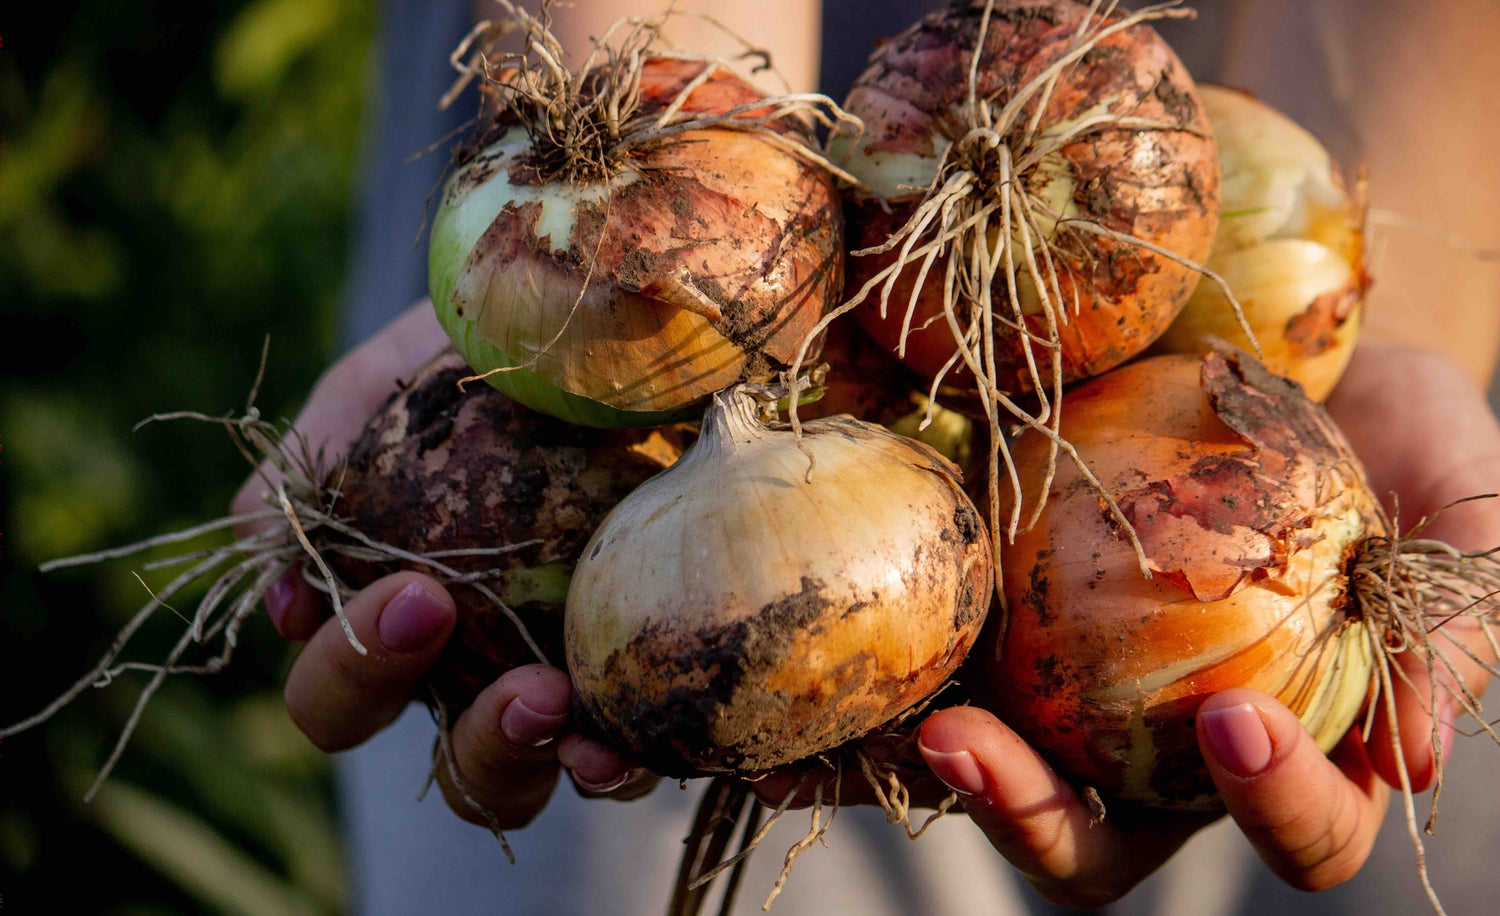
565, 390, 993, 777
1153, 86, 1368, 401
333, 349, 681, 711
840, 0, 1218, 391
429, 57, 844, 427
984, 350, 1381, 809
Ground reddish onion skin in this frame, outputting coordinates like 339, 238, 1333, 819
842, 0, 1218, 391
983, 350, 1381, 808
433, 57, 844, 423
333, 349, 680, 710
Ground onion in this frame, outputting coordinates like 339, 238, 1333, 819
429, 6, 851, 428
332, 349, 682, 710
1153, 85, 1368, 400
6, 347, 683, 790
980, 348, 1500, 813
565, 386, 992, 776
831, 0, 1218, 395
800, 0, 1226, 560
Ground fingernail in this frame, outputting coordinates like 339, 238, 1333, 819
264, 570, 296, 631
377, 581, 452, 653
1202, 702, 1273, 778
575, 768, 633, 794
567, 739, 628, 792
920, 744, 986, 796
500, 696, 567, 747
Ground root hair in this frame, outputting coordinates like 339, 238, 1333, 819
789, 0, 1253, 614
1348, 494, 1500, 915
3, 353, 550, 798
443, 1, 861, 186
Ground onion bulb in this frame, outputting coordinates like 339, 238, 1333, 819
1153, 86, 1368, 400
429, 15, 848, 428
6, 346, 688, 786
333, 349, 683, 710
982, 348, 1498, 810
565, 387, 992, 776
833, 0, 1218, 395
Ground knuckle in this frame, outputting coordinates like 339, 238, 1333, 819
329, 639, 404, 698
439, 763, 551, 830
1266, 783, 1369, 891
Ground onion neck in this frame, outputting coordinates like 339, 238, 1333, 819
704, 388, 772, 448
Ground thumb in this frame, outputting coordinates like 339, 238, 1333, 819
1198, 688, 1387, 892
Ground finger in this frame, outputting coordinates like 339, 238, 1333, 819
284, 572, 455, 751
1330, 343, 1500, 548
436, 664, 571, 829
1366, 621, 1491, 793
263, 567, 327, 642
557, 734, 657, 799
918, 706, 1203, 909
1199, 689, 1386, 892
1329, 343, 1500, 789
231, 300, 450, 534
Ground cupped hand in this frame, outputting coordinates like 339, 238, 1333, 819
894, 341, 1500, 907
232, 300, 650, 829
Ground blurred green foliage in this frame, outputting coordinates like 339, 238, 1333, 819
2, 0, 376, 911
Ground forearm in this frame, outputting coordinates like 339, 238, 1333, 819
474, 0, 823, 94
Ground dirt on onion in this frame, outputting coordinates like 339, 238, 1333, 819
331, 349, 684, 710
429, 3, 858, 427
3, 347, 679, 804
980, 345, 1500, 911
566, 385, 993, 777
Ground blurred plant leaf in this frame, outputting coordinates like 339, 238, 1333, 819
216, 0, 342, 101
108, 683, 345, 910
91, 779, 327, 916
1, 1, 373, 911
4, 391, 143, 562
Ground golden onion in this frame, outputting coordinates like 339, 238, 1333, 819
566, 386, 992, 776
430, 49, 845, 428
1154, 85, 1368, 400
983, 349, 1434, 809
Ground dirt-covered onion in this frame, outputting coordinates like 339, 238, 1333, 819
565, 387, 992, 776
834, 0, 1218, 394
430, 11, 848, 428
981, 348, 1499, 813
332, 349, 682, 710
1153, 85, 1368, 400
6, 347, 684, 791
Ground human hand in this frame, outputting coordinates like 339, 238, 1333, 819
232, 300, 651, 829
900, 341, 1500, 907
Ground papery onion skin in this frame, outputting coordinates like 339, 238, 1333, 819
983, 350, 1379, 809
839, 0, 1219, 390
565, 390, 992, 776
429, 57, 844, 428
1153, 86, 1368, 401
333, 349, 681, 710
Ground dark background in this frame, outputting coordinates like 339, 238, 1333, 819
2, 1, 371, 911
